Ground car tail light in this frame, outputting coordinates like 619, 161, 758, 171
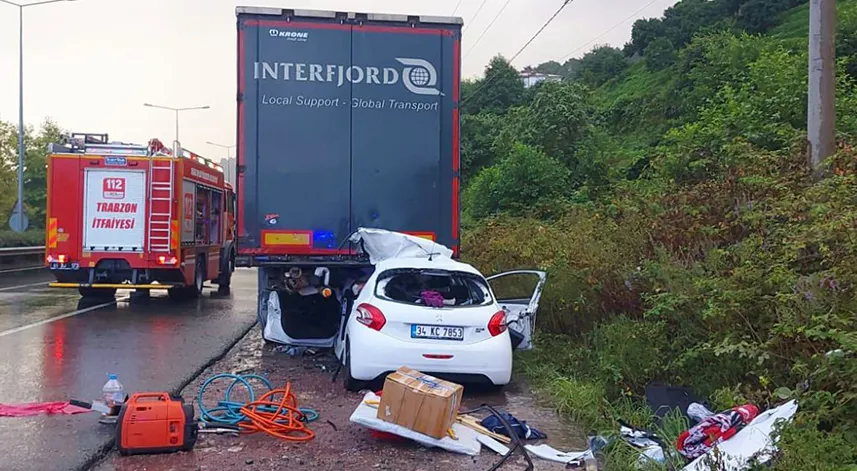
57, 254, 67, 264
158, 256, 178, 265
488, 311, 507, 337
355, 303, 386, 331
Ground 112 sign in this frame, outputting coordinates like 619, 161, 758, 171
103, 177, 126, 199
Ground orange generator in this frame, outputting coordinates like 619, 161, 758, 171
116, 392, 198, 456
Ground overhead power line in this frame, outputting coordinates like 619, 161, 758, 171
462, 0, 576, 105
464, 0, 515, 59
508, 0, 572, 64
560, 0, 665, 61
451, 0, 464, 16
463, 0, 491, 32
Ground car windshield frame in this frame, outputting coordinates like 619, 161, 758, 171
373, 268, 494, 308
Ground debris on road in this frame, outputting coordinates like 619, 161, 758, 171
350, 391, 481, 456
681, 400, 799, 471
376, 366, 463, 440
677, 403, 760, 459
481, 411, 547, 440
92, 328, 581, 471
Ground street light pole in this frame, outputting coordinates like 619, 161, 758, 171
1, 0, 77, 232
207, 141, 236, 184
143, 103, 210, 143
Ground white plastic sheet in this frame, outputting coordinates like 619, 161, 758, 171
348, 392, 481, 456
524, 444, 593, 464
262, 289, 290, 344
682, 400, 799, 471
349, 228, 453, 264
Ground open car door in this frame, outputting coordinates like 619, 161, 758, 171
486, 270, 546, 351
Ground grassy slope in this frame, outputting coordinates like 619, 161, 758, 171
588, 0, 857, 170
509, 0, 857, 467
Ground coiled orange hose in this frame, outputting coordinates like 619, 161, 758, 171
237, 382, 315, 441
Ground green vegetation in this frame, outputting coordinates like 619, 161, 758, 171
0, 119, 64, 242
461, 0, 857, 468
0, 230, 44, 248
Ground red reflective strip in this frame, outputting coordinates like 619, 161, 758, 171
422, 354, 454, 360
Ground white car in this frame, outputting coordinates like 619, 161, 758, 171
257, 228, 546, 391
334, 257, 545, 391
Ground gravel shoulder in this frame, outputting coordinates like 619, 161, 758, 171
93, 328, 585, 471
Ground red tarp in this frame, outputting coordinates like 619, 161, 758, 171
0, 402, 92, 417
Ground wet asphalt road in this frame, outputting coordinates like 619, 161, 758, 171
0, 269, 258, 471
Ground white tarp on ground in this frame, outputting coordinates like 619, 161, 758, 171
349, 392, 481, 456
349, 228, 453, 265
682, 400, 799, 471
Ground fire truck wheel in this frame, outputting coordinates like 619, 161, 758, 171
217, 254, 233, 295
79, 287, 116, 299
190, 259, 205, 298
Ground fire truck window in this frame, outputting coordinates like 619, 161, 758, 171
195, 187, 210, 244
210, 191, 222, 245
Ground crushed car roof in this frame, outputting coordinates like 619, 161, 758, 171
349, 228, 482, 276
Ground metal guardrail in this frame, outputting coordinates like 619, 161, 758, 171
0, 246, 45, 272
0, 246, 45, 256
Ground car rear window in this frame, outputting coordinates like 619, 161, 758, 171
375, 269, 493, 307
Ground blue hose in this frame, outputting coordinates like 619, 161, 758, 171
197, 373, 318, 426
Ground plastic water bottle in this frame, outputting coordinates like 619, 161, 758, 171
102, 374, 125, 408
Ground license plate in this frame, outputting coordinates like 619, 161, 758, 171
411, 325, 464, 341
50, 262, 80, 270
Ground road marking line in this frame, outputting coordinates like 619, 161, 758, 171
0, 282, 49, 292
0, 266, 46, 274
0, 297, 129, 338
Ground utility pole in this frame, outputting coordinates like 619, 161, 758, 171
808, 0, 836, 179
0, 0, 77, 232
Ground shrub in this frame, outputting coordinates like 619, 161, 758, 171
0, 230, 44, 248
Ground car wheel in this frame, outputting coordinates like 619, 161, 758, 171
343, 340, 365, 392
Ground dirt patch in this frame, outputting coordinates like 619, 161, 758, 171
92, 328, 586, 471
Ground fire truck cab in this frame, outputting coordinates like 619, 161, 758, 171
45, 133, 236, 300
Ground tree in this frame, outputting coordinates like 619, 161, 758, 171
0, 121, 18, 228
534, 60, 565, 76
461, 112, 504, 182
0, 118, 64, 230
737, 0, 807, 34
527, 82, 593, 167
462, 55, 525, 115
462, 143, 570, 219
626, 18, 666, 57
573, 46, 628, 87
25, 119, 63, 228
645, 37, 678, 70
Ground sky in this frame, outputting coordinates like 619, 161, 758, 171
0, 0, 673, 159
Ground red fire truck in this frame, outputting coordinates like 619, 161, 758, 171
44, 133, 236, 299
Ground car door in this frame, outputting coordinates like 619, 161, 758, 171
486, 270, 547, 351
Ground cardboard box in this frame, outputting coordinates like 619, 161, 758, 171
377, 367, 464, 439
